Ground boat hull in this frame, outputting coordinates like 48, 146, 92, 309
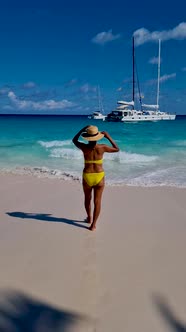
88, 115, 106, 120
121, 114, 176, 121
105, 114, 176, 122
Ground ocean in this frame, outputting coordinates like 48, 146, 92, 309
0, 114, 186, 187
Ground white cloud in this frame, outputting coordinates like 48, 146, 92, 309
117, 87, 123, 91
147, 73, 176, 85
133, 22, 186, 46
149, 56, 162, 64
64, 78, 78, 87
7, 91, 75, 111
22, 81, 37, 88
79, 83, 97, 93
92, 29, 121, 45
159, 73, 176, 82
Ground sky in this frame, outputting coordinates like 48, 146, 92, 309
0, 0, 186, 114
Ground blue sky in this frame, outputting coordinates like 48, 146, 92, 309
0, 0, 186, 114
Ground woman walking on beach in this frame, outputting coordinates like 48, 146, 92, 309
72, 125, 119, 231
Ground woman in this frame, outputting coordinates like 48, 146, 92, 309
72, 125, 119, 231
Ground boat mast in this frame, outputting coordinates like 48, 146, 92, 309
157, 39, 161, 110
97, 85, 104, 114
132, 36, 135, 109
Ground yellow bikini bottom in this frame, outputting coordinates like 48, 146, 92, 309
83, 172, 105, 187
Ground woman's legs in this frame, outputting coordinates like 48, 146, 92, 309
90, 180, 105, 231
83, 180, 92, 224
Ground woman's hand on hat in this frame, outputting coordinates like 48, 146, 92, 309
101, 131, 109, 138
81, 125, 90, 132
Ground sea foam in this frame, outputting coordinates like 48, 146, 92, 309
1, 165, 186, 188
2, 166, 81, 181
38, 140, 72, 148
50, 148, 83, 159
104, 151, 158, 164
125, 166, 186, 187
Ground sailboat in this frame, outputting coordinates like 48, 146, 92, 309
104, 38, 176, 122
88, 86, 106, 120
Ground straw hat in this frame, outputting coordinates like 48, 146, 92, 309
81, 125, 104, 141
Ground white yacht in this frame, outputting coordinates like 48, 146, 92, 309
88, 111, 106, 120
105, 39, 176, 122
105, 103, 176, 122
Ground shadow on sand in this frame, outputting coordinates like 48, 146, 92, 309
6, 212, 88, 230
152, 294, 186, 332
0, 290, 92, 332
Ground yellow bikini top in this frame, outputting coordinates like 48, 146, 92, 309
84, 159, 103, 164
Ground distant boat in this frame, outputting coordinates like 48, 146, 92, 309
104, 38, 176, 122
88, 86, 106, 120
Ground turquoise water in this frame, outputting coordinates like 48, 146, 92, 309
0, 115, 186, 187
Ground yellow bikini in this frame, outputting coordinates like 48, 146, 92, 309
83, 159, 105, 187
84, 159, 103, 164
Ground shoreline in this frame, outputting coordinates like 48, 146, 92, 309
1, 167, 186, 188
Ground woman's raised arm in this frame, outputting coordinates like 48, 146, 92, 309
101, 131, 119, 152
72, 126, 89, 149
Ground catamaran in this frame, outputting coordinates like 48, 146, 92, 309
88, 86, 106, 120
105, 38, 176, 122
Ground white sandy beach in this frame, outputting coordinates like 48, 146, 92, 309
0, 173, 186, 331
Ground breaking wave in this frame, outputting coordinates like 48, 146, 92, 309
38, 139, 158, 165
50, 148, 82, 159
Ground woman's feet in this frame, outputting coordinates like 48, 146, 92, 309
84, 217, 96, 231
89, 224, 96, 231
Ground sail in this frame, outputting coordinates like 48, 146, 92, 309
117, 105, 129, 109
117, 100, 134, 106
142, 103, 159, 109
